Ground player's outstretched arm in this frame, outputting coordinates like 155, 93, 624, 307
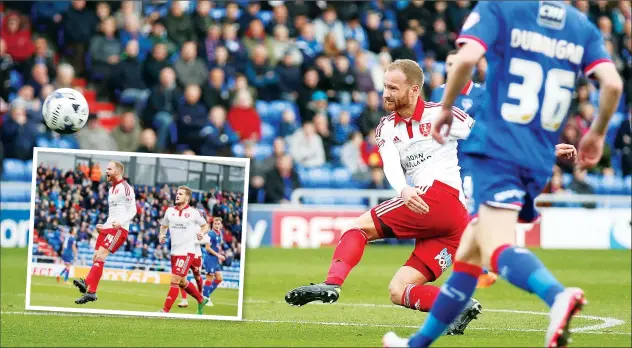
159, 225, 168, 244
578, 63, 623, 168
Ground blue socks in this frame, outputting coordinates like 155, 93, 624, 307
202, 280, 220, 298
492, 244, 564, 307
408, 262, 482, 348
59, 268, 69, 282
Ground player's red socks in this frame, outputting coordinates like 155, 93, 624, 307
400, 284, 441, 312
86, 260, 104, 293
195, 275, 203, 293
325, 228, 368, 286
180, 288, 187, 299
163, 282, 180, 312
183, 281, 204, 303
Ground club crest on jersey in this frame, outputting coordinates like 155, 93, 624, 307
461, 99, 473, 112
419, 123, 431, 137
184, 212, 190, 218
114, 189, 119, 194
537, 1, 566, 30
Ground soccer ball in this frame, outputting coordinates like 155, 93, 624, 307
42, 88, 90, 134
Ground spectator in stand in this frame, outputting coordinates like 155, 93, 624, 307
173, 41, 208, 87
111, 110, 141, 152
264, 154, 300, 204
227, 89, 262, 141
32, 1, 69, 37
209, 46, 237, 83
304, 90, 329, 124
447, 0, 472, 33
323, 32, 343, 58
245, 44, 279, 101
61, 0, 97, 77
88, 17, 121, 82
474, 56, 487, 84
75, 114, 117, 151
26, 63, 50, 97
199, 105, 239, 157
314, 55, 335, 97
615, 117, 632, 176
0, 38, 14, 102
112, 40, 149, 108
344, 14, 369, 50
361, 129, 383, 168
222, 23, 249, 72
400, 0, 432, 33
1, 104, 38, 160
371, 51, 392, 93
276, 51, 302, 102
243, 19, 276, 66
390, 29, 424, 64
13, 86, 41, 117
270, 25, 301, 68
569, 167, 596, 195
353, 52, 375, 99
332, 111, 357, 145
147, 20, 177, 57
368, 167, 388, 190
119, 15, 152, 62
425, 17, 455, 62
364, 11, 388, 54
142, 67, 181, 150
230, 73, 258, 102
114, 1, 140, 29
2, 13, 35, 68
54, 63, 75, 89
164, 1, 196, 47
24, 38, 55, 81
279, 109, 299, 138
143, 43, 171, 88
245, 142, 267, 203
192, 0, 214, 40
137, 129, 158, 153
176, 84, 207, 152
575, 102, 596, 136
288, 121, 326, 168
360, 91, 385, 136
202, 68, 231, 110
266, 4, 293, 36
296, 22, 322, 64
314, 6, 346, 51
199, 25, 222, 68
557, 122, 581, 174
341, 131, 369, 177
314, 113, 336, 161
95, 2, 112, 25
238, 1, 261, 36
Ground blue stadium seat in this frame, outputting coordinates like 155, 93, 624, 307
268, 100, 293, 123
210, 8, 226, 20
347, 103, 364, 120
327, 103, 342, 120
256, 100, 269, 120
261, 122, 276, 143
24, 160, 33, 182
625, 176, 632, 195
306, 167, 333, 188
332, 167, 352, 188
257, 11, 273, 25
2, 159, 25, 181
0, 184, 29, 202
58, 137, 79, 149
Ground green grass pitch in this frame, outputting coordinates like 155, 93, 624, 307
2, 247, 631, 346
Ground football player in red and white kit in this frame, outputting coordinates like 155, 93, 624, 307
178, 221, 206, 308
159, 186, 209, 314
285, 59, 482, 334
74, 161, 137, 305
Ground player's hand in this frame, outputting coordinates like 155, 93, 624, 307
577, 130, 605, 169
197, 232, 203, 241
219, 254, 226, 262
96, 224, 104, 232
555, 143, 577, 160
112, 221, 121, 230
159, 235, 166, 244
431, 107, 454, 145
401, 186, 430, 214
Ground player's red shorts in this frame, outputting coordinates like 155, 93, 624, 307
190, 256, 202, 275
171, 253, 195, 277
95, 228, 128, 253
370, 180, 469, 281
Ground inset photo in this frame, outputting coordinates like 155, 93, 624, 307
25, 148, 248, 321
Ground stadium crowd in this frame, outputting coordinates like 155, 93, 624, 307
1, 0, 631, 204
33, 163, 243, 265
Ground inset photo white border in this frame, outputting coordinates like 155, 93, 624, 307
25, 147, 250, 321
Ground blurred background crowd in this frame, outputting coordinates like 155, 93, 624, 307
32, 163, 243, 268
1, 0, 631, 205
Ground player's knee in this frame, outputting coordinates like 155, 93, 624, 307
215, 273, 223, 282
387, 281, 404, 305
171, 274, 181, 284
350, 212, 379, 241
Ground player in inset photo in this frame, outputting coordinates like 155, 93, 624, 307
202, 217, 226, 307
57, 228, 77, 284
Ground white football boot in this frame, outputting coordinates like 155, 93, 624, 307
545, 287, 587, 348
382, 332, 409, 348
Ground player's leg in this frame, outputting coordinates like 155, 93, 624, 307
64, 263, 71, 283
285, 209, 379, 306
161, 272, 182, 313
192, 257, 203, 293
174, 254, 208, 314
206, 270, 223, 298
178, 287, 188, 308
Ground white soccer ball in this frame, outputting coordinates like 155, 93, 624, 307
42, 88, 90, 134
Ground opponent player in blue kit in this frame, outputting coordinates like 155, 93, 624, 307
202, 217, 226, 306
57, 229, 77, 284
383, 2, 623, 347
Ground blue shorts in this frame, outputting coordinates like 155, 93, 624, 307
469, 155, 549, 223
203, 256, 221, 274
62, 254, 74, 263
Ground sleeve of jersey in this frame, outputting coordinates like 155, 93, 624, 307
122, 188, 137, 224
448, 106, 475, 140
582, 24, 613, 77
160, 210, 169, 226
195, 210, 207, 226
455, 1, 500, 52
375, 118, 408, 196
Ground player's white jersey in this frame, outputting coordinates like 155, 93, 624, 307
105, 180, 137, 231
193, 224, 205, 257
161, 205, 207, 256
375, 99, 474, 203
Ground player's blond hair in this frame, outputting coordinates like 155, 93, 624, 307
110, 161, 125, 174
213, 217, 223, 222
386, 59, 424, 88
177, 186, 193, 202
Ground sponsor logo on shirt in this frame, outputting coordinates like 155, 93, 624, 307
537, 1, 566, 30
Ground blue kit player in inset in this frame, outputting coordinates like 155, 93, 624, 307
202, 217, 226, 306
57, 229, 77, 284
383, 1, 623, 347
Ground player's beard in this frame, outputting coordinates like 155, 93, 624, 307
383, 90, 410, 113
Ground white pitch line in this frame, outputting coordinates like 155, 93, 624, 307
0, 310, 630, 336
241, 299, 627, 334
